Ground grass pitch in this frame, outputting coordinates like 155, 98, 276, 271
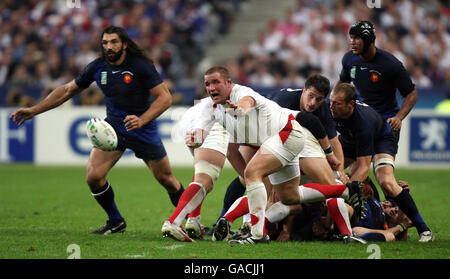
0, 164, 449, 259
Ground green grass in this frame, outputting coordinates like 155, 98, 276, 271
0, 165, 449, 259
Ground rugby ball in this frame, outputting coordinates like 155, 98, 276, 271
86, 118, 118, 151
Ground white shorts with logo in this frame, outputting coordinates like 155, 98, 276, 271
261, 116, 305, 185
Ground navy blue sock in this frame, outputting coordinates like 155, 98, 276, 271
92, 182, 123, 224
169, 182, 184, 207
216, 177, 246, 223
393, 189, 429, 234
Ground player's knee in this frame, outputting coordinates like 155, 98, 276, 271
243, 166, 263, 183
279, 194, 298, 205
379, 180, 401, 197
155, 172, 177, 190
85, 167, 105, 187
194, 160, 221, 184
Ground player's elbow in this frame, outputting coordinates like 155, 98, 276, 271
166, 94, 173, 107
159, 93, 172, 110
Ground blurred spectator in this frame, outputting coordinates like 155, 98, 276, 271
6, 87, 35, 107
228, 0, 449, 92
79, 85, 104, 106
0, 0, 448, 107
249, 63, 276, 88
164, 78, 184, 105
0, 0, 244, 105
411, 66, 433, 88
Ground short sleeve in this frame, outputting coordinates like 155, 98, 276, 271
394, 63, 415, 97
75, 58, 101, 88
355, 127, 375, 157
139, 60, 163, 91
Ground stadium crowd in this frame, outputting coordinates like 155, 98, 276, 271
225, 0, 450, 91
0, 0, 449, 107
0, 0, 245, 106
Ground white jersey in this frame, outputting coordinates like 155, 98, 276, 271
179, 97, 215, 136
210, 84, 299, 146
179, 97, 229, 156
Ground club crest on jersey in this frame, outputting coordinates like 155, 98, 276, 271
123, 73, 132, 84
370, 72, 380, 82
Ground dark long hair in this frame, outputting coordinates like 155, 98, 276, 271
100, 26, 153, 62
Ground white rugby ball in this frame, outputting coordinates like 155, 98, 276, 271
86, 118, 118, 151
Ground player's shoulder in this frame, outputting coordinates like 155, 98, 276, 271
341, 50, 357, 62
195, 97, 213, 108
127, 54, 153, 67
341, 51, 362, 69
83, 57, 106, 70
269, 88, 302, 109
375, 48, 403, 67
231, 84, 260, 100
355, 102, 380, 123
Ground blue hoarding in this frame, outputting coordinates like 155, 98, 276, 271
409, 116, 450, 163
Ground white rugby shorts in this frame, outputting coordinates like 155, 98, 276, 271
298, 126, 325, 158
262, 115, 305, 185
188, 122, 229, 156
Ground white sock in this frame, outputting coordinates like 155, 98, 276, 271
246, 182, 267, 238
265, 201, 291, 224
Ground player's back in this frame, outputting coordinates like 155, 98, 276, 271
268, 88, 337, 139
335, 100, 391, 141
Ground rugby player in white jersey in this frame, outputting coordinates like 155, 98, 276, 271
161, 97, 231, 241
198, 66, 364, 244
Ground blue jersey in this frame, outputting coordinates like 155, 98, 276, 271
339, 48, 415, 119
357, 197, 386, 230
75, 53, 164, 146
267, 88, 337, 139
334, 101, 395, 158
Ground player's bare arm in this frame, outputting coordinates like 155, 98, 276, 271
349, 155, 372, 182
124, 82, 172, 131
317, 136, 341, 170
9, 79, 83, 126
225, 96, 255, 116
388, 89, 418, 130
330, 136, 348, 183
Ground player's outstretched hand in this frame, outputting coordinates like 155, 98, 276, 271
124, 115, 144, 131
225, 100, 245, 116
9, 107, 36, 126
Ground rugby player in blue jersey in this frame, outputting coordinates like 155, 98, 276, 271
334, 20, 418, 136
10, 26, 184, 235
334, 20, 419, 206
330, 83, 434, 242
